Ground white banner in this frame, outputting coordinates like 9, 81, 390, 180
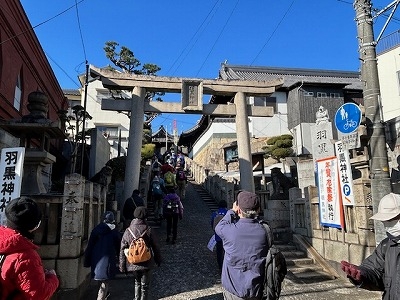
316, 157, 344, 228
0, 147, 25, 225
335, 141, 355, 206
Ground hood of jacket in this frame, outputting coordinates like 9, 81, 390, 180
0, 226, 38, 255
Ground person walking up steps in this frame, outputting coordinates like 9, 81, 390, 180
120, 207, 162, 300
84, 211, 121, 300
163, 188, 184, 244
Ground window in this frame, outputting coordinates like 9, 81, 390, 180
304, 92, 314, 96
97, 126, 119, 138
397, 71, 400, 95
330, 93, 340, 98
14, 73, 22, 110
317, 92, 327, 98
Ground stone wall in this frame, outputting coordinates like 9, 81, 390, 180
193, 135, 269, 172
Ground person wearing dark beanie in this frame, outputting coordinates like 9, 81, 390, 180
0, 197, 59, 299
5, 197, 42, 238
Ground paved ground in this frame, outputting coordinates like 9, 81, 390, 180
82, 182, 383, 300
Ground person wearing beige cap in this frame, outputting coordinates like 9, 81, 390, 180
341, 192, 400, 299
215, 190, 269, 300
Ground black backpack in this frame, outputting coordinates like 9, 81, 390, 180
260, 221, 287, 300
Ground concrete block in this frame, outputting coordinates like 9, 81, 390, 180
38, 245, 59, 259
57, 257, 89, 289
309, 237, 324, 257
312, 229, 323, 239
355, 206, 374, 228
349, 243, 375, 265
357, 228, 376, 246
322, 229, 330, 239
344, 232, 360, 244
353, 183, 372, 206
324, 240, 348, 262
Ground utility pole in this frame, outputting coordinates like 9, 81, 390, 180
354, 0, 392, 245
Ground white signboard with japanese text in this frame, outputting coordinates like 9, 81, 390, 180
316, 156, 344, 228
311, 122, 335, 162
0, 147, 25, 225
335, 141, 355, 206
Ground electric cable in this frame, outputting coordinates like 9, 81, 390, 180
196, 0, 240, 77
251, 0, 296, 65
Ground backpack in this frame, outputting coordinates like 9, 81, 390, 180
164, 172, 174, 186
176, 170, 186, 182
212, 212, 225, 231
125, 228, 152, 264
260, 221, 287, 300
164, 195, 179, 215
152, 180, 163, 196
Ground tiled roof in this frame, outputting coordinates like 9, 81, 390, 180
219, 64, 363, 90
63, 89, 80, 96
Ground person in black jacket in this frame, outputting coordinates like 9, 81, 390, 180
341, 193, 400, 300
119, 207, 162, 300
84, 211, 121, 300
123, 189, 145, 228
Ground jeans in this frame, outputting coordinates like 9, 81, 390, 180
133, 269, 151, 300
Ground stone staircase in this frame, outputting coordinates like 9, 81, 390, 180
190, 180, 338, 284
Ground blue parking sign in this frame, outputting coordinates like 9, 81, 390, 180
334, 103, 361, 134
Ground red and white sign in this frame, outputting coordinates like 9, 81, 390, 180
316, 156, 344, 228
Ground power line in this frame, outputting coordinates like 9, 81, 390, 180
0, 0, 86, 46
196, 0, 240, 77
74, 0, 88, 60
251, 0, 296, 65
168, 0, 223, 76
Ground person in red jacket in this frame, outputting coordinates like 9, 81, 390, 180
0, 197, 59, 299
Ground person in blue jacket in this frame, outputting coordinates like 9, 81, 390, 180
210, 200, 228, 270
215, 191, 269, 300
84, 211, 121, 300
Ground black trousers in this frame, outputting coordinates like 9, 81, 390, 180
165, 214, 179, 240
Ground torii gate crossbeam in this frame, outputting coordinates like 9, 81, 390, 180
89, 66, 283, 200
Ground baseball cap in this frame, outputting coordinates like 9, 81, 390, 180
237, 191, 260, 211
370, 193, 400, 221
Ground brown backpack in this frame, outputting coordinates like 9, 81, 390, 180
125, 228, 152, 264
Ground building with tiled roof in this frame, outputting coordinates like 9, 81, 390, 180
179, 64, 363, 171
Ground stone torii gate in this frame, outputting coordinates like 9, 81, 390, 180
89, 66, 283, 200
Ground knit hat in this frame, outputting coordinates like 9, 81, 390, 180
5, 197, 42, 233
237, 191, 260, 211
103, 211, 115, 224
134, 207, 147, 220
370, 193, 400, 221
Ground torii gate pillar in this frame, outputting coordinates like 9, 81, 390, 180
124, 86, 145, 200
235, 91, 255, 193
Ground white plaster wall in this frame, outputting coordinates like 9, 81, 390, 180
377, 46, 400, 121
82, 80, 131, 158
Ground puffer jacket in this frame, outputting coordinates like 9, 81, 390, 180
84, 222, 121, 280
0, 226, 59, 300
356, 237, 400, 300
119, 219, 162, 272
